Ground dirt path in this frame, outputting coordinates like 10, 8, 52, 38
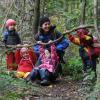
0, 69, 91, 100
22, 77, 88, 100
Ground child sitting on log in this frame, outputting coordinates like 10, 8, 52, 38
16, 46, 37, 78
26, 44, 59, 86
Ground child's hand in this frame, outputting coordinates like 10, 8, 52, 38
17, 44, 21, 47
37, 41, 42, 44
23, 44, 29, 47
48, 40, 53, 43
16, 44, 21, 49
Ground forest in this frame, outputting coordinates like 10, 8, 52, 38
0, 0, 100, 100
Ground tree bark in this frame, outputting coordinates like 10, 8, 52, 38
94, 0, 100, 40
80, 0, 86, 25
94, 0, 100, 83
32, 0, 40, 34
41, 0, 46, 16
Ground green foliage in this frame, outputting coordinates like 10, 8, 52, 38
86, 0, 94, 24
84, 71, 96, 82
0, 72, 41, 99
63, 57, 83, 80
86, 96, 97, 100
0, 57, 41, 100
62, 8, 81, 29
0, 92, 23, 100
44, 0, 94, 31
0, 14, 3, 35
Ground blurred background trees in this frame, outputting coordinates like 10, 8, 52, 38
0, 0, 97, 40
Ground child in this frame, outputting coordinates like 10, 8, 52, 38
33, 17, 69, 74
16, 47, 36, 78
15, 44, 37, 66
3, 19, 21, 70
68, 28, 100, 76
26, 44, 59, 86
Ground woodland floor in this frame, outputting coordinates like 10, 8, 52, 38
0, 53, 98, 100
23, 78, 88, 100
0, 72, 93, 100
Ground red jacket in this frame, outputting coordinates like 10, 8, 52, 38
68, 34, 100, 58
17, 58, 34, 72
15, 48, 37, 65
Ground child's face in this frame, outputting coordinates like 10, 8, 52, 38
8, 25, 15, 31
21, 51, 29, 59
41, 22, 50, 33
45, 49, 50, 58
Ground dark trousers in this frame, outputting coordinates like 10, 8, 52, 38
29, 68, 57, 81
57, 50, 65, 63
79, 47, 97, 73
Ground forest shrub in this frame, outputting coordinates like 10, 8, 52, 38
62, 57, 83, 80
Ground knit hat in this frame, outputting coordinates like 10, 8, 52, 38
6, 19, 16, 27
39, 17, 50, 27
77, 28, 89, 35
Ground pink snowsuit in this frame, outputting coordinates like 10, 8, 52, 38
38, 44, 59, 73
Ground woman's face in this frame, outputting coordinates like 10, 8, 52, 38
41, 21, 50, 33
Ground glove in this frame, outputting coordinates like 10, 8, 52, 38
68, 35, 74, 41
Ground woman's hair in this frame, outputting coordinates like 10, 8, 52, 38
39, 17, 50, 27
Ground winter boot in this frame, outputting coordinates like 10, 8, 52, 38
40, 79, 50, 86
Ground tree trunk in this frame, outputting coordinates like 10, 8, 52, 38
94, 0, 100, 40
80, 0, 86, 25
94, 0, 100, 83
96, 61, 100, 84
33, 0, 40, 34
41, 0, 46, 16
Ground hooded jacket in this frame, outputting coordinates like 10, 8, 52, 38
3, 29, 21, 45
33, 26, 69, 55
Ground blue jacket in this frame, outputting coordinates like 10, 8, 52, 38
33, 27, 69, 56
3, 30, 21, 45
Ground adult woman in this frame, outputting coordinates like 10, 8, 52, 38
33, 17, 69, 73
